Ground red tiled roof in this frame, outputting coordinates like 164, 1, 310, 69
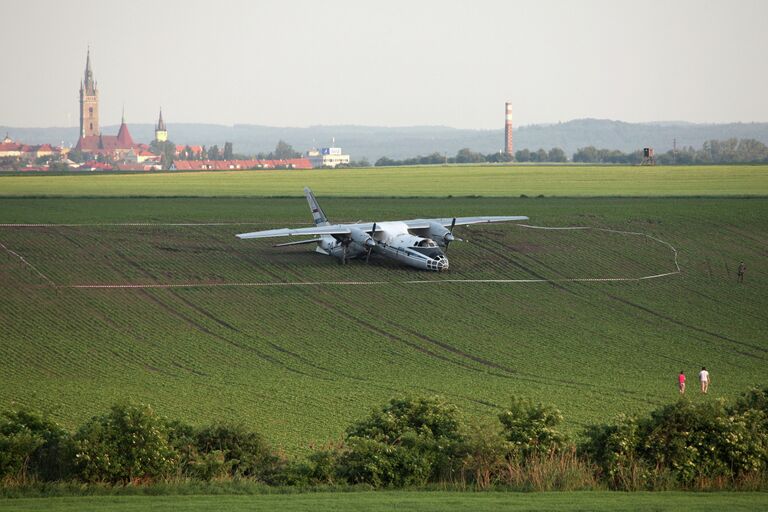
116, 122, 134, 147
172, 158, 313, 170
0, 143, 21, 151
75, 132, 137, 152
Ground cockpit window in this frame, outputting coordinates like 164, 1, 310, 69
416, 239, 437, 248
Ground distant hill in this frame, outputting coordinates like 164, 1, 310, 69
3, 119, 768, 160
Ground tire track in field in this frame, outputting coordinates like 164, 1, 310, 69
253, 249, 485, 374
166, 281, 352, 381
314, 282, 652, 404
468, 230, 578, 296
388, 320, 655, 401
139, 287, 314, 377
478, 228, 576, 282
107, 246, 315, 377
609, 295, 766, 359
199, 228, 389, 382
250, 243, 541, 380
313, 295, 494, 376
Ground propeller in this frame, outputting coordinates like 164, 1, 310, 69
339, 238, 351, 265
365, 222, 377, 263
444, 218, 457, 253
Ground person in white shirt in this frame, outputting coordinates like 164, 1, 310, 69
698, 366, 710, 393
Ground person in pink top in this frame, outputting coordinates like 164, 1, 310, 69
678, 371, 686, 394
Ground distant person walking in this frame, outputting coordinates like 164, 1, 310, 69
678, 371, 686, 394
737, 262, 746, 283
698, 366, 710, 394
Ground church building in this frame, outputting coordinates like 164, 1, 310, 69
74, 48, 140, 160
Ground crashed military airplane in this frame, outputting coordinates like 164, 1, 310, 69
236, 187, 528, 271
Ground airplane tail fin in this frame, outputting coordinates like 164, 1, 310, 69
304, 187, 329, 226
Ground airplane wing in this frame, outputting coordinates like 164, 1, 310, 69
236, 225, 351, 239
274, 238, 324, 247
403, 216, 528, 229
237, 222, 388, 239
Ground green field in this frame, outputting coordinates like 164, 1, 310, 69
1, 189, 766, 453
1, 491, 766, 512
2, 164, 768, 196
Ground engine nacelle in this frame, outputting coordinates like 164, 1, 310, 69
350, 227, 375, 248
428, 222, 454, 247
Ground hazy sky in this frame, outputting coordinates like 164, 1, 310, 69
2, 0, 766, 129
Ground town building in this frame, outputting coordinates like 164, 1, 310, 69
0, 135, 69, 161
73, 49, 142, 160
306, 146, 350, 168
155, 109, 168, 142
171, 158, 312, 171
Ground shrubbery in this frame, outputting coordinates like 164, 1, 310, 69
337, 396, 464, 487
73, 403, 177, 483
1, 389, 766, 491
0, 409, 72, 482
582, 388, 768, 489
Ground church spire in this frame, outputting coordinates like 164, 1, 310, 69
155, 107, 168, 142
79, 47, 99, 138
157, 107, 166, 131
83, 46, 96, 95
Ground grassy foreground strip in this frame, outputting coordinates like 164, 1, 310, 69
1, 165, 767, 197
1, 491, 766, 512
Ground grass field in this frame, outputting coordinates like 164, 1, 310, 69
1, 164, 767, 197
1, 491, 766, 511
0, 193, 765, 454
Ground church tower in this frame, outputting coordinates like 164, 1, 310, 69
155, 108, 168, 142
79, 48, 99, 138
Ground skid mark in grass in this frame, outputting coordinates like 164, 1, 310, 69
171, 361, 208, 377
137, 289, 314, 378
306, 292, 497, 376
387, 320, 652, 402
167, 290, 241, 333
609, 295, 766, 359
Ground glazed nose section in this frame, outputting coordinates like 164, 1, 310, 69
427, 255, 449, 271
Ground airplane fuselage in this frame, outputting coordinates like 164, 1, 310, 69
317, 221, 449, 271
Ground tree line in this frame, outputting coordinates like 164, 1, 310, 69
1, 387, 766, 491
373, 138, 768, 166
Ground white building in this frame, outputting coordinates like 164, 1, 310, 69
307, 146, 350, 168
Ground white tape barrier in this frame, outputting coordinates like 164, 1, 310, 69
2, 223, 680, 289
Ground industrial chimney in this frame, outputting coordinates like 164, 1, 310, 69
504, 102, 513, 156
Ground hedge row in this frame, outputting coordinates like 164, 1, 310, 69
1, 388, 767, 490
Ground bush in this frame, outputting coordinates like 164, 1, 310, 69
73, 403, 177, 483
194, 423, 280, 482
498, 397, 568, 459
338, 395, 464, 487
582, 397, 768, 489
0, 408, 72, 482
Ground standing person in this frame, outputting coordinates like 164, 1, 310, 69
698, 366, 710, 393
678, 371, 686, 394
737, 262, 746, 283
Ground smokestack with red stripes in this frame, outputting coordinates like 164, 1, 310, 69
504, 102, 513, 156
